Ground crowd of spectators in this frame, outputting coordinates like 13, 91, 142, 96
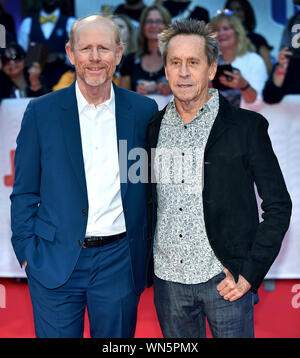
0, 0, 299, 106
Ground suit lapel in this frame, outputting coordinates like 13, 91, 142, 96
205, 94, 237, 155
60, 82, 87, 196
149, 96, 237, 154
114, 84, 135, 201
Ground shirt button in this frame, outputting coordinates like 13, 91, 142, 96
181, 179, 184, 183
180, 259, 183, 264
182, 152, 184, 156
179, 208, 182, 211
184, 125, 187, 129
179, 234, 182, 238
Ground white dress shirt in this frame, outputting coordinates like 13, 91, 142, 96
75, 82, 126, 236
17, 9, 76, 51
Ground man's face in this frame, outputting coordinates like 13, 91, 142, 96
165, 35, 217, 104
42, 0, 59, 13
66, 21, 123, 89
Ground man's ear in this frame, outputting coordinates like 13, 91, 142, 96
65, 43, 75, 66
209, 60, 218, 81
116, 44, 124, 66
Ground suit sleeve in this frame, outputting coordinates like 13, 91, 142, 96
10, 100, 41, 267
239, 114, 292, 290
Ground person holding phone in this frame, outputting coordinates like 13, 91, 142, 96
0, 42, 47, 102
263, 1, 300, 104
210, 12, 268, 109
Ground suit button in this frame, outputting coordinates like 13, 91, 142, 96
82, 209, 87, 216
78, 240, 82, 246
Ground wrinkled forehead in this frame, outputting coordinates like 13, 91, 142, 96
73, 18, 119, 48
168, 34, 206, 56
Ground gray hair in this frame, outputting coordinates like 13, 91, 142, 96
158, 19, 219, 65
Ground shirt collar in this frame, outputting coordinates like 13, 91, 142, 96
205, 88, 219, 118
168, 88, 219, 121
75, 81, 115, 116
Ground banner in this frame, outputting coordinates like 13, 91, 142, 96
252, 95, 300, 278
0, 96, 300, 278
0, 99, 30, 278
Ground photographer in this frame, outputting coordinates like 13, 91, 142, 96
263, 3, 300, 104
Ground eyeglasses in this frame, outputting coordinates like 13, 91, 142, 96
145, 19, 165, 26
216, 9, 234, 15
1, 53, 25, 66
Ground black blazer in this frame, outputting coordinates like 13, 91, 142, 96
146, 94, 292, 292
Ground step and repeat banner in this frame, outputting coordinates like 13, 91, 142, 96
0, 0, 299, 278
0, 99, 31, 277
1, 95, 300, 278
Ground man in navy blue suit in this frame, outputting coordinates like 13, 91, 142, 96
10, 15, 158, 338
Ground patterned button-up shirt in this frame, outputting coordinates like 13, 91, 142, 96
153, 88, 224, 284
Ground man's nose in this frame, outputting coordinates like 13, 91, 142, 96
179, 63, 190, 77
89, 48, 101, 61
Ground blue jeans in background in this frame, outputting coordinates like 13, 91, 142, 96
154, 271, 259, 338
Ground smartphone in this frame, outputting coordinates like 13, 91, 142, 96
287, 47, 300, 60
24, 42, 49, 70
212, 64, 235, 90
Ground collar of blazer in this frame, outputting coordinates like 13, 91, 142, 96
147, 93, 238, 155
59, 81, 135, 200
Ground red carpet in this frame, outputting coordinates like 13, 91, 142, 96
0, 278, 299, 338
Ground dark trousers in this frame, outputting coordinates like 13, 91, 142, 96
154, 271, 259, 338
26, 236, 140, 338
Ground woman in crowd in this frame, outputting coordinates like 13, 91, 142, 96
210, 12, 268, 109
224, 0, 273, 73
0, 42, 47, 102
263, 3, 300, 104
263, 47, 300, 104
119, 4, 172, 96
111, 14, 137, 85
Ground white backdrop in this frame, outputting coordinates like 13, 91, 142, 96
0, 95, 300, 278
0, 99, 30, 277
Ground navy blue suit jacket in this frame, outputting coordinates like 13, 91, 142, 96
10, 82, 158, 292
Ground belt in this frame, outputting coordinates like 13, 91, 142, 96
83, 232, 126, 248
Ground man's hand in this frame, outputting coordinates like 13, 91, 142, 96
217, 268, 251, 302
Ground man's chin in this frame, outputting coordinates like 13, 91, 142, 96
84, 77, 106, 87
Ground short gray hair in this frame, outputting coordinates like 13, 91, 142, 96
158, 19, 219, 65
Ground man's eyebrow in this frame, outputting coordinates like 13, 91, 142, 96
168, 56, 201, 61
